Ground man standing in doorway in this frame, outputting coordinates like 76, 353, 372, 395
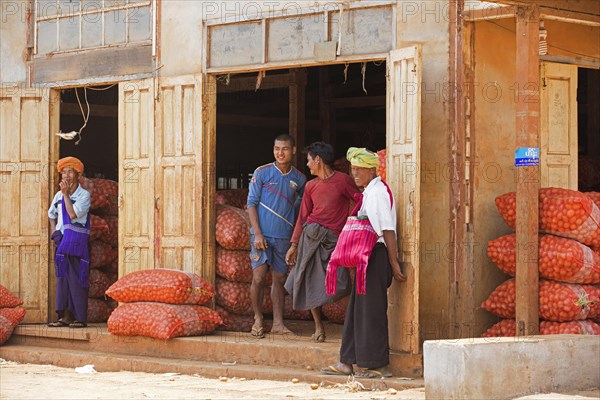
247, 134, 306, 338
47, 157, 91, 328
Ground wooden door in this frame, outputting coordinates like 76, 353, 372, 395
0, 86, 56, 322
118, 79, 155, 276
201, 74, 217, 284
386, 46, 422, 354
155, 75, 204, 275
540, 62, 578, 189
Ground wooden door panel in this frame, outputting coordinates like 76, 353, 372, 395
386, 46, 422, 354
540, 62, 578, 189
155, 76, 203, 275
0, 87, 54, 322
119, 79, 155, 276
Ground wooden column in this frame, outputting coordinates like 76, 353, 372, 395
289, 69, 307, 166
515, 5, 540, 336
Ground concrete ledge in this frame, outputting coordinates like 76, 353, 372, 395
424, 335, 600, 400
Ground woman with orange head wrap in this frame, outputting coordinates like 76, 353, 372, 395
47, 157, 91, 328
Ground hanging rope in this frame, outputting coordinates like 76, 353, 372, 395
361, 62, 367, 95
74, 87, 90, 145
343, 63, 349, 84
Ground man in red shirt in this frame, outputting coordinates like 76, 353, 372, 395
284, 142, 359, 342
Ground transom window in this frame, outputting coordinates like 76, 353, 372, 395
35, 0, 152, 55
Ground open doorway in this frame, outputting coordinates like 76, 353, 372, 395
215, 62, 387, 185
212, 61, 387, 330
578, 67, 600, 192
56, 85, 119, 324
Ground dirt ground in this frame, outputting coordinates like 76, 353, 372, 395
0, 360, 598, 400
0, 360, 424, 400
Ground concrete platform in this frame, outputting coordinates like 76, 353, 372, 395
424, 335, 600, 400
1, 320, 423, 390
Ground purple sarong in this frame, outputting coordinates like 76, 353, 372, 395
55, 255, 89, 322
54, 197, 90, 322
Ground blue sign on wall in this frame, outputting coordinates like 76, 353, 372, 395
515, 147, 540, 167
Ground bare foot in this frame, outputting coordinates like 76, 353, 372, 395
270, 323, 293, 334
321, 362, 353, 375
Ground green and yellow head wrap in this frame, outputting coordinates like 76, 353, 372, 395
346, 147, 379, 169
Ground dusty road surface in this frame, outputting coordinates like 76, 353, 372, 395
0, 360, 425, 400
1, 360, 598, 400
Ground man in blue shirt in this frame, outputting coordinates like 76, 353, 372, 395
247, 134, 306, 338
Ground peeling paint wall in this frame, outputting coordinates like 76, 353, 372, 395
160, 1, 204, 77
396, 0, 451, 342
0, 1, 28, 83
545, 20, 599, 61
472, 18, 517, 336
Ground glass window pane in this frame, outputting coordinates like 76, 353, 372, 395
59, 16, 80, 50
81, 0, 102, 14
105, 0, 126, 7
128, 6, 151, 42
59, 0, 80, 17
37, 0, 59, 18
81, 12, 102, 48
37, 20, 57, 54
104, 10, 126, 44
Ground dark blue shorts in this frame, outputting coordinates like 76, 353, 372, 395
249, 233, 290, 274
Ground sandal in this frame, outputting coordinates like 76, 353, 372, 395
48, 319, 69, 327
311, 331, 326, 342
250, 325, 265, 338
69, 321, 87, 328
354, 368, 393, 378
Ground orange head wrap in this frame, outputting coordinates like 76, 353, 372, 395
57, 157, 84, 173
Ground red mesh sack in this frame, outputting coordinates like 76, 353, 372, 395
0, 285, 23, 307
377, 149, 386, 181
100, 216, 118, 246
214, 306, 273, 333
216, 247, 253, 283
90, 214, 109, 241
481, 278, 600, 321
586, 192, 600, 208
215, 278, 272, 315
90, 178, 118, 215
495, 188, 600, 248
103, 260, 119, 274
215, 205, 251, 250
215, 189, 249, 209
106, 269, 215, 305
488, 233, 600, 284
322, 295, 350, 324
87, 298, 113, 323
89, 269, 111, 298
90, 241, 118, 268
215, 247, 273, 285
482, 319, 600, 337
0, 307, 26, 345
108, 303, 222, 340
283, 295, 311, 320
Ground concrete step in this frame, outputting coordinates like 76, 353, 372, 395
0, 343, 424, 391
11, 322, 343, 370
7, 320, 423, 378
